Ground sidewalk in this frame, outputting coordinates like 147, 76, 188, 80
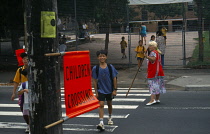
1, 32, 210, 91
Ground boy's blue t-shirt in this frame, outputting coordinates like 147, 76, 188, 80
92, 64, 118, 94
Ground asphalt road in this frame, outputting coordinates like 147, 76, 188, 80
0, 86, 210, 134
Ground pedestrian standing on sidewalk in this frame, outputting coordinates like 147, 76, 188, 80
17, 69, 30, 133
135, 40, 146, 72
147, 35, 156, 56
11, 52, 30, 133
161, 26, 167, 45
120, 36, 127, 59
139, 23, 147, 45
59, 36, 67, 52
144, 41, 166, 106
156, 31, 166, 67
92, 50, 118, 131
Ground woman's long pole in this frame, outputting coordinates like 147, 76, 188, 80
125, 58, 144, 97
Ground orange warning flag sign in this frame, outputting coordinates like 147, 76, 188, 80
63, 51, 99, 118
15, 49, 25, 66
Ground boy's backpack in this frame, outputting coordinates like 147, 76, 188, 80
95, 64, 114, 90
19, 82, 26, 107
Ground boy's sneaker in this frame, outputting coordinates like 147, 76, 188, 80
108, 118, 114, 125
25, 125, 29, 133
97, 123, 105, 131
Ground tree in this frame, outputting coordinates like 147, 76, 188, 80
57, 0, 95, 20
27, 0, 62, 133
144, 3, 182, 20
194, 0, 204, 62
94, 0, 128, 51
202, 0, 210, 45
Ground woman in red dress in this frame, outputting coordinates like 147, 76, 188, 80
144, 41, 166, 106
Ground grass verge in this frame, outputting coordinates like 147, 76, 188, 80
187, 31, 210, 68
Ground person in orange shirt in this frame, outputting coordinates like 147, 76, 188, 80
134, 40, 146, 72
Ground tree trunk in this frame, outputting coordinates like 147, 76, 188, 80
209, 26, 210, 46
27, 0, 62, 134
105, 24, 109, 52
105, 32, 109, 52
197, 0, 204, 62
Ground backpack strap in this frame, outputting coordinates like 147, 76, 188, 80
96, 65, 99, 78
107, 64, 114, 91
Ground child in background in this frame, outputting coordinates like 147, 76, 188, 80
135, 40, 146, 72
120, 36, 127, 59
147, 35, 156, 56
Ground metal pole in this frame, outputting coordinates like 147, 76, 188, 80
24, 12, 28, 50
129, 29, 131, 66
126, 3, 132, 68
182, 3, 186, 66
74, 0, 78, 51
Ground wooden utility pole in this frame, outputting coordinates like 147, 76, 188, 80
27, 0, 62, 134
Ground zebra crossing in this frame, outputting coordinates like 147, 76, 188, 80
0, 87, 149, 133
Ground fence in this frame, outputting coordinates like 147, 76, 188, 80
1, 1, 210, 68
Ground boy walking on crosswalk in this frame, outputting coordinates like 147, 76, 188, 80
92, 50, 118, 131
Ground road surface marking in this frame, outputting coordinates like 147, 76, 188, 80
0, 104, 138, 109
0, 112, 129, 118
61, 98, 146, 102
61, 90, 149, 93
144, 107, 210, 110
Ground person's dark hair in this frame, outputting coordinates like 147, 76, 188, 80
122, 36, 125, 40
20, 53, 28, 58
138, 40, 142, 43
156, 31, 163, 36
21, 69, 28, 76
151, 35, 155, 40
96, 50, 108, 57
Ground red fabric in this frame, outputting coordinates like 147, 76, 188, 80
147, 50, 164, 78
15, 49, 25, 66
63, 51, 99, 118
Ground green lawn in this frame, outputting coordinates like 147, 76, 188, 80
187, 31, 210, 68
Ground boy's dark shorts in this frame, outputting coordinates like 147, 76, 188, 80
163, 36, 167, 40
137, 57, 144, 61
121, 49, 125, 53
98, 92, 113, 101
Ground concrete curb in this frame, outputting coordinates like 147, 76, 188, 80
185, 85, 210, 91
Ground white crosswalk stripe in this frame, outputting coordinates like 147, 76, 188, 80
0, 87, 149, 133
0, 111, 130, 118
0, 104, 139, 109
